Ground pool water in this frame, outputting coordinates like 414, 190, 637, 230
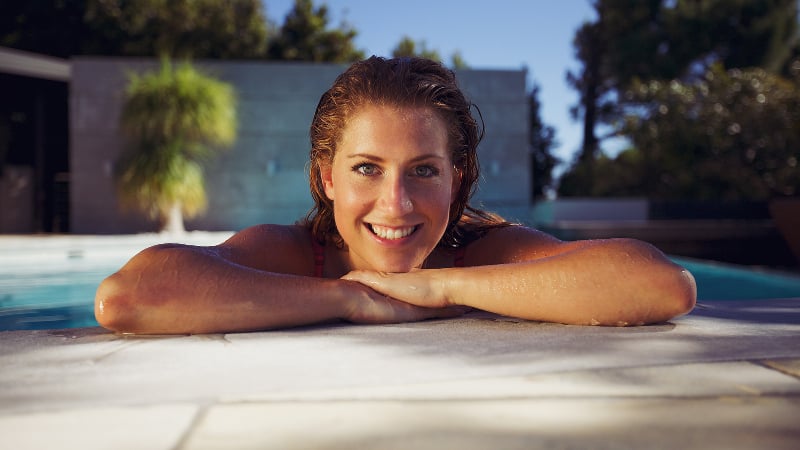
674, 257, 800, 301
1, 256, 799, 332
0, 257, 128, 332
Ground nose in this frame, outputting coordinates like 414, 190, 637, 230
379, 174, 413, 215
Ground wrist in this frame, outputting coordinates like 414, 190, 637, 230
431, 268, 457, 307
331, 278, 364, 322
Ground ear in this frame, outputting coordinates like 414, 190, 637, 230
320, 164, 335, 200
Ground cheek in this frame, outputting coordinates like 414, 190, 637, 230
334, 181, 372, 213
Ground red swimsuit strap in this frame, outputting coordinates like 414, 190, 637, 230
311, 238, 325, 278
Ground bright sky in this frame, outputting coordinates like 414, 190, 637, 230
263, 0, 597, 170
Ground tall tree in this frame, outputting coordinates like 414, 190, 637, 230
0, 0, 270, 59
449, 51, 469, 70
528, 84, 559, 200
565, 19, 610, 189
562, 0, 800, 198
266, 0, 364, 62
390, 36, 469, 69
0, 1, 87, 58
620, 65, 800, 200
391, 36, 442, 61
84, 0, 270, 58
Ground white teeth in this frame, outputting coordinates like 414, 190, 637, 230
370, 224, 416, 240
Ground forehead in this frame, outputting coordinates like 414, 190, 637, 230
338, 104, 449, 154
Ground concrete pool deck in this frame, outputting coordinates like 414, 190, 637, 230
0, 301, 798, 449
1, 233, 799, 448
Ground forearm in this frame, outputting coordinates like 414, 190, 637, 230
95, 245, 348, 334
441, 240, 696, 325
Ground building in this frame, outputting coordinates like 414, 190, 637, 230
1, 50, 530, 234
0, 46, 70, 233
69, 58, 529, 233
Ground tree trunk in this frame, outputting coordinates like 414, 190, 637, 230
161, 202, 185, 235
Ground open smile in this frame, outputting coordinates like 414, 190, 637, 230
367, 223, 419, 240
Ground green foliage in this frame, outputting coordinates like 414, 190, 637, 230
558, 149, 646, 197
0, 1, 86, 58
391, 36, 469, 69
115, 140, 207, 220
529, 84, 559, 199
562, 0, 800, 200
267, 0, 364, 62
116, 60, 237, 226
566, 20, 609, 165
449, 51, 469, 70
620, 65, 800, 200
0, 0, 270, 59
593, 0, 799, 88
84, 0, 269, 58
121, 61, 236, 149
391, 36, 442, 61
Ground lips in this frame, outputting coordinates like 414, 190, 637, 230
368, 224, 418, 240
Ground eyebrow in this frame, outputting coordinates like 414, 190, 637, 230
345, 153, 448, 163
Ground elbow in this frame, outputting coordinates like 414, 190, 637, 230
95, 272, 136, 333
644, 260, 697, 323
613, 238, 697, 322
94, 244, 182, 333
668, 267, 697, 318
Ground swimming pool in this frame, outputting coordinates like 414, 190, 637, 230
0, 233, 233, 332
1, 243, 799, 332
0, 258, 119, 331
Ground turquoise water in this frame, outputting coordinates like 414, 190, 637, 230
1, 257, 799, 332
673, 257, 800, 301
0, 259, 125, 332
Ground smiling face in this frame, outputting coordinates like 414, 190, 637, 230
320, 104, 458, 272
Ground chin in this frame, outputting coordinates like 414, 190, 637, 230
373, 258, 421, 273
377, 264, 415, 274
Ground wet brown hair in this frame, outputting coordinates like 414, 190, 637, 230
304, 56, 511, 248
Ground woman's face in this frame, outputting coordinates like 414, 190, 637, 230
321, 104, 458, 272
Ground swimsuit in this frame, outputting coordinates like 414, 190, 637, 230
311, 238, 465, 277
312, 238, 326, 277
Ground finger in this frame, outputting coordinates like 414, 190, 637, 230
342, 271, 385, 286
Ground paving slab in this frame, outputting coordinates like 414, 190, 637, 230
225, 361, 800, 402
0, 299, 799, 448
1, 301, 800, 413
0, 404, 198, 450
184, 397, 800, 450
762, 359, 800, 378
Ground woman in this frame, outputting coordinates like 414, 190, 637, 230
95, 56, 696, 334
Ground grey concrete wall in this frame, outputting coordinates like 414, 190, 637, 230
70, 58, 529, 234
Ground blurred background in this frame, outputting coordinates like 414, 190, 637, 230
1, 0, 798, 269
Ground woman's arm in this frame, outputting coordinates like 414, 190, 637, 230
343, 226, 697, 326
95, 225, 462, 334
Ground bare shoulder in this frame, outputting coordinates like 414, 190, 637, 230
216, 223, 314, 275
462, 225, 570, 266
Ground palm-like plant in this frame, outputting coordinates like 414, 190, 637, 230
116, 59, 236, 233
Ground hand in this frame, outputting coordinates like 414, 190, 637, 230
339, 278, 465, 324
341, 269, 450, 309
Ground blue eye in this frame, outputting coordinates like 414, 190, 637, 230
414, 166, 439, 177
353, 163, 379, 176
